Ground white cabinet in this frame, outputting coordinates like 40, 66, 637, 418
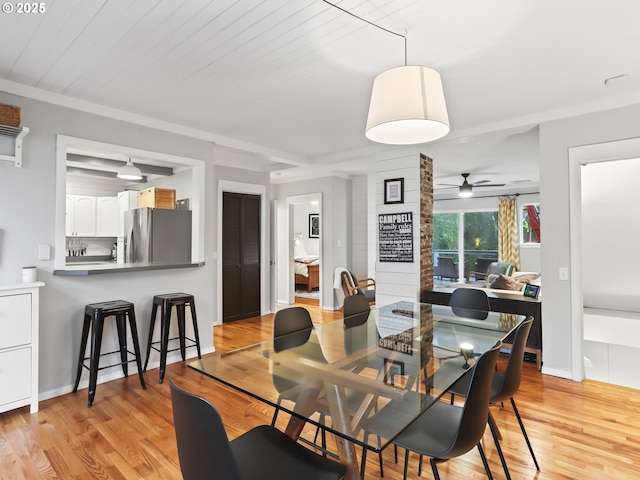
66, 195, 119, 237
96, 196, 119, 237
0, 283, 43, 414
66, 195, 97, 236
117, 190, 138, 236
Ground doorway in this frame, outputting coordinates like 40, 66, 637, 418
292, 201, 321, 306
285, 193, 322, 306
568, 136, 640, 382
222, 192, 260, 322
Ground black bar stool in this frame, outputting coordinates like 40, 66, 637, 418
143, 293, 202, 383
73, 300, 147, 406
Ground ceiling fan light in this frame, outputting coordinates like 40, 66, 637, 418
459, 183, 473, 197
365, 66, 450, 145
117, 158, 142, 180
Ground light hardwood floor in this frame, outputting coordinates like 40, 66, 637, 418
2, 305, 640, 479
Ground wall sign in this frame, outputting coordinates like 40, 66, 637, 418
378, 212, 413, 262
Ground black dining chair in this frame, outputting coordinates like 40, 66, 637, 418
343, 294, 371, 318
271, 307, 327, 428
169, 379, 347, 480
362, 342, 501, 480
449, 287, 490, 320
447, 317, 539, 479
342, 295, 372, 356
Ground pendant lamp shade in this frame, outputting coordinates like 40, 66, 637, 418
117, 158, 142, 180
365, 65, 450, 145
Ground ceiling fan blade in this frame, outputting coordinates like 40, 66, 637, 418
471, 179, 491, 185
473, 183, 506, 187
436, 183, 459, 187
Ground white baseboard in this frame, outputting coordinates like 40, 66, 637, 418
38, 346, 215, 403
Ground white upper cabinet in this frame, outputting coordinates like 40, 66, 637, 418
66, 195, 118, 237
96, 196, 119, 237
66, 195, 96, 236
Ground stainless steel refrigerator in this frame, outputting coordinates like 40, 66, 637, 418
124, 207, 192, 264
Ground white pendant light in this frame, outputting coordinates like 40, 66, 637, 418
320, 0, 450, 145
117, 158, 142, 180
366, 65, 450, 145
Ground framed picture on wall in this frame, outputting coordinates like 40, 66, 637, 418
384, 178, 404, 204
309, 213, 320, 238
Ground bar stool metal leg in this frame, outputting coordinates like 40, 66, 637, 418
177, 304, 186, 360
88, 311, 105, 407
159, 299, 172, 384
73, 314, 91, 392
126, 306, 146, 390
143, 303, 159, 372
189, 298, 202, 359
116, 313, 128, 377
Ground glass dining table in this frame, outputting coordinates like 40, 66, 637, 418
188, 301, 524, 480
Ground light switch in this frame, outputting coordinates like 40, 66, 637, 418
559, 267, 569, 281
38, 244, 51, 260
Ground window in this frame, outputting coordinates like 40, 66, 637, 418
521, 203, 540, 244
433, 210, 498, 281
463, 211, 498, 274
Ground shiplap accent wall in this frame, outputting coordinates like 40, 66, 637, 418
375, 152, 421, 307
351, 174, 369, 279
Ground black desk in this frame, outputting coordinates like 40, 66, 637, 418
420, 288, 542, 370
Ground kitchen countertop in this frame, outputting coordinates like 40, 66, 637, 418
54, 261, 205, 276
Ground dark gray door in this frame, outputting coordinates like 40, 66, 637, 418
222, 192, 260, 322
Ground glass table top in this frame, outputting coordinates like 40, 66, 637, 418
188, 301, 524, 451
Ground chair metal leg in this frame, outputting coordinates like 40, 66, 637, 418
270, 396, 283, 427
510, 397, 540, 470
477, 442, 494, 479
489, 415, 511, 480
430, 458, 441, 480
403, 449, 410, 480
360, 445, 367, 480
488, 410, 503, 440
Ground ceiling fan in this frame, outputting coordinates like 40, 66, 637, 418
437, 173, 505, 197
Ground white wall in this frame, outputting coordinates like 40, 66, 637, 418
375, 152, 421, 307
351, 174, 370, 279
581, 158, 640, 312
0, 91, 216, 400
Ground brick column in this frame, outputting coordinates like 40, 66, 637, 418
420, 154, 434, 292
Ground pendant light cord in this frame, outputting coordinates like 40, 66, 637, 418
322, 0, 407, 65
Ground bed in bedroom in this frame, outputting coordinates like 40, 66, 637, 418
294, 256, 320, 292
